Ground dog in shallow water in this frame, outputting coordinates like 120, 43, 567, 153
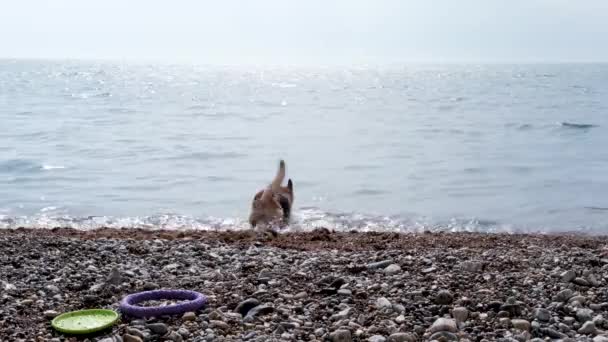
248, 160, 294, 228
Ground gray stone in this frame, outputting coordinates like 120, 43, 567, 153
367, 260, 394, 269
376, 297, 392, 310
511, 319, 531, 331
534, 308, 551, 322
125, 328, 144, 339
579, 321, 597, 334
145, 323, 168, 335
43, 310, 59, 319
578, 308, 594, 323
236, 298, 261, 316
368, 335, 386, 342
330, 329, 352, 342
338, 289, 352, 296
561, 270, 576, 283
428, 318, 458, 333
384, 264, 401, 274
540, 327, 566, 339
164, 331, 183, 342
122, 335, 143, 342
210, 320, 230, 330
45, 285, 60, 293
459, 261, 484, 272
594, 336, 608, 342
573, 277, 591, 286
429, 331, 459, 341
452, 306, 468, 322
182, 311, 196, 321
244, 304, 274, 322
435, 290, 454, 305
387, 333, 416, 342
554, 289, 575, 302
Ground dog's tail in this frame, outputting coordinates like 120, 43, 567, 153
270, 160, 286, 191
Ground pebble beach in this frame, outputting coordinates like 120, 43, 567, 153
2, 228, 608, 342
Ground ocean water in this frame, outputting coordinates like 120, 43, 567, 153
1, 60, 608, 233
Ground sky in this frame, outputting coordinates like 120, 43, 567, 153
1, 0, 607, 65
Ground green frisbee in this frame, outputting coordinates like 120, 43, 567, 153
51, 309, 119, 334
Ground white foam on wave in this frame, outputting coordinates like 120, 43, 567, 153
41, 164, 66, 170
0, 206, 525, 234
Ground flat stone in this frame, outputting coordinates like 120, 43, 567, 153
338, 289, 352, 296
534, 308, 551, 322
244, 304, 274, 322
561, 270, 576, 283
43, 310, 59, 319
182, 311, 196, 321
428, 318, 458, 333
367, 260, 394, 270
210, 320, 230, 330
330, 329, 352, 342
122, 335, 143, 342
236, 298, 261, 316
384, 264, 401, 274
145, 323, 168, 335
512, 319, 531, 331
387, 333, 416, 342
368, 335, 386, 342
554, 289, 575, 302
376, 297, 392, 310
579, 321, 597, 334
421, 266, 437, 274
573, 277, 590, 286
429, 331, 459, 341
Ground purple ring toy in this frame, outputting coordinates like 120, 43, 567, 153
119, 290, 207, 318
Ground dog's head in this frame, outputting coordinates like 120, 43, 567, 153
249, 160, 294, 228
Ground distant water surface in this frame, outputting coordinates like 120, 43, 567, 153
1, 60, 608, 233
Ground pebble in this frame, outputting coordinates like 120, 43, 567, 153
384, 264, 401, 274
125, 328, 144, 339
146, 323, 168, 335
244, 304, 274, 322
210, 320, 230, 330
561, 270, 576, 282
368, 336, 386, 342
367, 260, 394, 270
429, 331, 459, 341
577, 308, 594, 323
435, 289, 454, 305
376, 297, 392, 310
43, 310, 59, 319
555, 288, 575, 302
182, 311, 196, 321
122, 335, 143, 342
330, 329, 352, 342
534, 308, 551, 322
573, 277, 591, 286
579, 321, 597, 334
236, 298, 261, 316
452, 306, 468, 322
511, 319, 531, 331
387, 333, 416, 342
164, 331, 183, 342
428, 317, 458, 333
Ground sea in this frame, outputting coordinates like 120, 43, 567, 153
1, 60, 607, 233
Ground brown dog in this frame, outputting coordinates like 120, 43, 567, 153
248, 160, 294, 228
